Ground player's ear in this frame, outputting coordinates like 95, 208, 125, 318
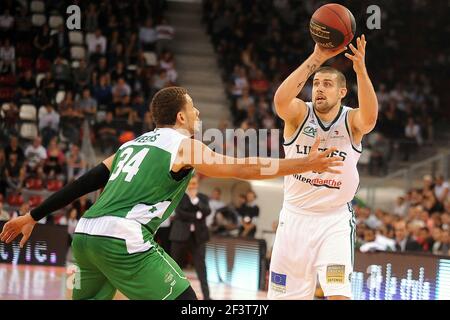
339, 87, 347, 99
177, 110, 186, 124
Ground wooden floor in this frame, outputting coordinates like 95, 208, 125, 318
0, 263, 268, 300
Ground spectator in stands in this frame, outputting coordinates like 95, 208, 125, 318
237, 191, 259, 238
250, 69, 270, 96
403, 117, 423, 161
139, 18, 157, 51
51, 24, 70, 59
92, 57, 109, 79
141, 111, 155, 133
229, 66, 249, 99
111, 61, 127, 83
93, 73, 112, 108
112, 77, 131, 106
33, 24, 54, 60
393, 196, 409, 217
38, 103, 60, 147
208, 187, 226, 229
72, 59, 92, 93
442, 212, 450, 231
108, 43, 127, 69
66, 143, 86, 182
156, 18, 175, 54
416, 227, 434, 252
38, 71, 56, 103
51, 55, 72, 89
84, 3, 98, 32
0, 38, 15, 74
434, 175, 449, 204
75, 87, 97, 121
5, 152, 25, 192
11, 202, 29, 220
170, 175, 212, 300
423, 189, 444, 214
0, 200, 9, 221
87, 28, 107, 55
24, 136, 47, 179
4, 135, 25, 165
95, 111, 119, 155
159, 51, 178, 83
15, 6, 32, 41
43, 136, 65, 179
152, 69, 172, 90
16, 69, 36, 102
0, 9, 14, 36
394, 220, 421, 252
368, 133, 389, 176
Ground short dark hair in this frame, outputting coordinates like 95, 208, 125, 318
314, 66, 346, 88
150, 86, 188, 126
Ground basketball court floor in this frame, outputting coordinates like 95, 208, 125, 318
0, 263, 267, 300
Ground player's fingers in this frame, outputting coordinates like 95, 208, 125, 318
0, 225, 11, 241
344, 53, 355, 61
5, 231, 19, 244
321, 148, 338, 157
325, 168, 342, 174
349, 43, 358, 54
20, 233, 30, 248
327, 160, 344, 167
311, 137, 320, 151
357, 36, 361, 49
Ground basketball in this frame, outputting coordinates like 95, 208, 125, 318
309, 3, 356, 49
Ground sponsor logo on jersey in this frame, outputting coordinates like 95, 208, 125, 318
302, 126, 317, 138
326, 264, 345, 284
270, 271, 287, 293
164, 272, 174, 284
330, 130, 345, 139
292, 174, 342, 189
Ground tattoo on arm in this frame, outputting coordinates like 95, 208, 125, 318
297, 64, 318, 88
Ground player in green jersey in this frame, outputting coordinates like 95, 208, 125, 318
1, 87, 343, 300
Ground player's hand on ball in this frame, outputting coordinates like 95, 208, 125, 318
345, 34, 367, 74
307, 138, 343, 174
0, 213, 37, 248
313, 44, 347, 63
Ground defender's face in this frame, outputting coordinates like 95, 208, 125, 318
312, 73, 346, 114
183, 94, 201, 134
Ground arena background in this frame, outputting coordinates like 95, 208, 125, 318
0, 0, 449, 300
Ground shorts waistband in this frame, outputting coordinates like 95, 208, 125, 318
75, 216, 152, 254
282, 202, 352, 216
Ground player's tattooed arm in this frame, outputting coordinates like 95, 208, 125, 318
273, 44, 345, 127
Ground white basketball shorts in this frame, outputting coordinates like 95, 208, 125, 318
268, 203, 356, 299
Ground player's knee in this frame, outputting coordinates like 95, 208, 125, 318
175, 286, 198, 300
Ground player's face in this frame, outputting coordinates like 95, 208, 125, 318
312, 73, 346, 113
182, 94, 201, 134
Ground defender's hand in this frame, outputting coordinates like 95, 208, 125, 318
0, 213, 37, 248
312, 44, 347, 64
306, 138, 343, 174
345, 34, 367, 74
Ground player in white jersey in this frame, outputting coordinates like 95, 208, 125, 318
268, 35, 378, 300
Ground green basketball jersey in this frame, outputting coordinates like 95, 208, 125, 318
83, 128, 193, 234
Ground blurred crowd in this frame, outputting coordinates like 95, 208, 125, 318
202, 0, 447, 170
355, 174, 450, 256
0, 0, 175, 223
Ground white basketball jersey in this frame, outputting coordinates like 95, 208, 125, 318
283, 102, 361, 213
